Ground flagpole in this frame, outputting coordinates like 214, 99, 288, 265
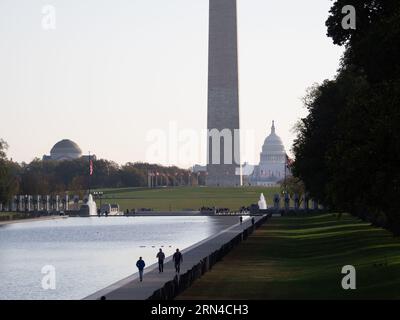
284, 154, 288, 195
88, 151, 91, 196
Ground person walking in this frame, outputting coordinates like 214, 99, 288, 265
239, 216, 243, 225
156, 248, 165, 273
173, 249, 183, 273
136, 257, 145, 282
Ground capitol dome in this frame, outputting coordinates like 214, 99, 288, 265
262, 121, 285, 154
49, 139, 82, 161
249, 121, 287, 186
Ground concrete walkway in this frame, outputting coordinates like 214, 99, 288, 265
84, 216, 264, 300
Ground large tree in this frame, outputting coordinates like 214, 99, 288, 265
293, 1, 400, 234
0, 139, 20, 204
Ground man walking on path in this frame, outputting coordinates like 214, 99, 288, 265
239, 216, 243, 225
173, 249, 183, 273
156, 248, 165, 273
136, 257, 145, 282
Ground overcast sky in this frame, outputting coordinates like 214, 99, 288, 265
0, 0, 343, 167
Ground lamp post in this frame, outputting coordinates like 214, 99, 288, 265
88, 151, 92, 195
93, 191, 103, 209
42, 196, 47, 213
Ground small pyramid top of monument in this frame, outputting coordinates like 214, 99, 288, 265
262, 121, 286, 154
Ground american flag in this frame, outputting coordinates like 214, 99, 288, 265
89, 159, 93, 176
286, 154, 294, 168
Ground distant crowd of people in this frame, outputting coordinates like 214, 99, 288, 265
200, 206, 251, 214
125, 208, 154, 214
238, 216, 255, 225
135, 248, 183, 282
199, 206, 231, 214
199, 206, 215, 213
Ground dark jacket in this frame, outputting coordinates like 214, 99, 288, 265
173, 252, 183, 264
136, 259, 145, 270
156, 252, 165, 261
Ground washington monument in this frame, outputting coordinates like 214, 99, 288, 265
206, 0, 242, 187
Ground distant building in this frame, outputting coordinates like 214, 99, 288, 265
242, 162, 255, 176
193, 162, 254, 186
43, 139, 95, 161
100, 203, 120, 215
192, 164, 207, 173
249, 121, 288, 186
110, 204, 120, 214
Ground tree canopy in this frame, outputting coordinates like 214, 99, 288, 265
0, 139, 196, 203
293, 0, 400, 234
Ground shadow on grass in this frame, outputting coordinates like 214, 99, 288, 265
177, 213, 400, 300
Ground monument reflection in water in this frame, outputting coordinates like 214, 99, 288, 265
0, 216, 237, 300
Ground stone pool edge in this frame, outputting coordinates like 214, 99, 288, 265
84, 214, 270, 300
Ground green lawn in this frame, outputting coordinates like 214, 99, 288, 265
94, 186, 280, 211
0, 212, 18, 217
0, 212, 39, 222
177, 213, 400, 299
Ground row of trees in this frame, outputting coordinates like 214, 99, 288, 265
0, 140, 19, 204
0, 139, 201, 203
292, 1, 400, 234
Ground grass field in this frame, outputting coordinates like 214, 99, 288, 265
94, 186, 280, 211
177, 213, 400, 299
0, 212, 43, 222
0, 212, 20, 218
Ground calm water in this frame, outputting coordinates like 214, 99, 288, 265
0, 216, 238, 300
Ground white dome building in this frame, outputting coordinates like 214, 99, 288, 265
42, 139, 95, 161
250, 121, 287, 186
49, 139, 82, 160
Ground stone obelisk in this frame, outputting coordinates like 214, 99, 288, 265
206, 0, 241, 186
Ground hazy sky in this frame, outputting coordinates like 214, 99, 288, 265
0, 0, 343, 167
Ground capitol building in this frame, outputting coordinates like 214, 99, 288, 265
249, 121, 288, 186
43, 139, 95, 161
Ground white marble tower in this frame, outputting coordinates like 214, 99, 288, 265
206, 0, 241, 187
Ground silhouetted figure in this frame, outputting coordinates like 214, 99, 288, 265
239, 216, 243, 225
156, 248, 165, 273
173, 249, 183, 273
136, 257, 145, 282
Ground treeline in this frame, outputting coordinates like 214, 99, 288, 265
0, 139, 202, 202
293, 1, 400, 234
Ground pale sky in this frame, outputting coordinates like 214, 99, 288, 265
0, 0, 343, 167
